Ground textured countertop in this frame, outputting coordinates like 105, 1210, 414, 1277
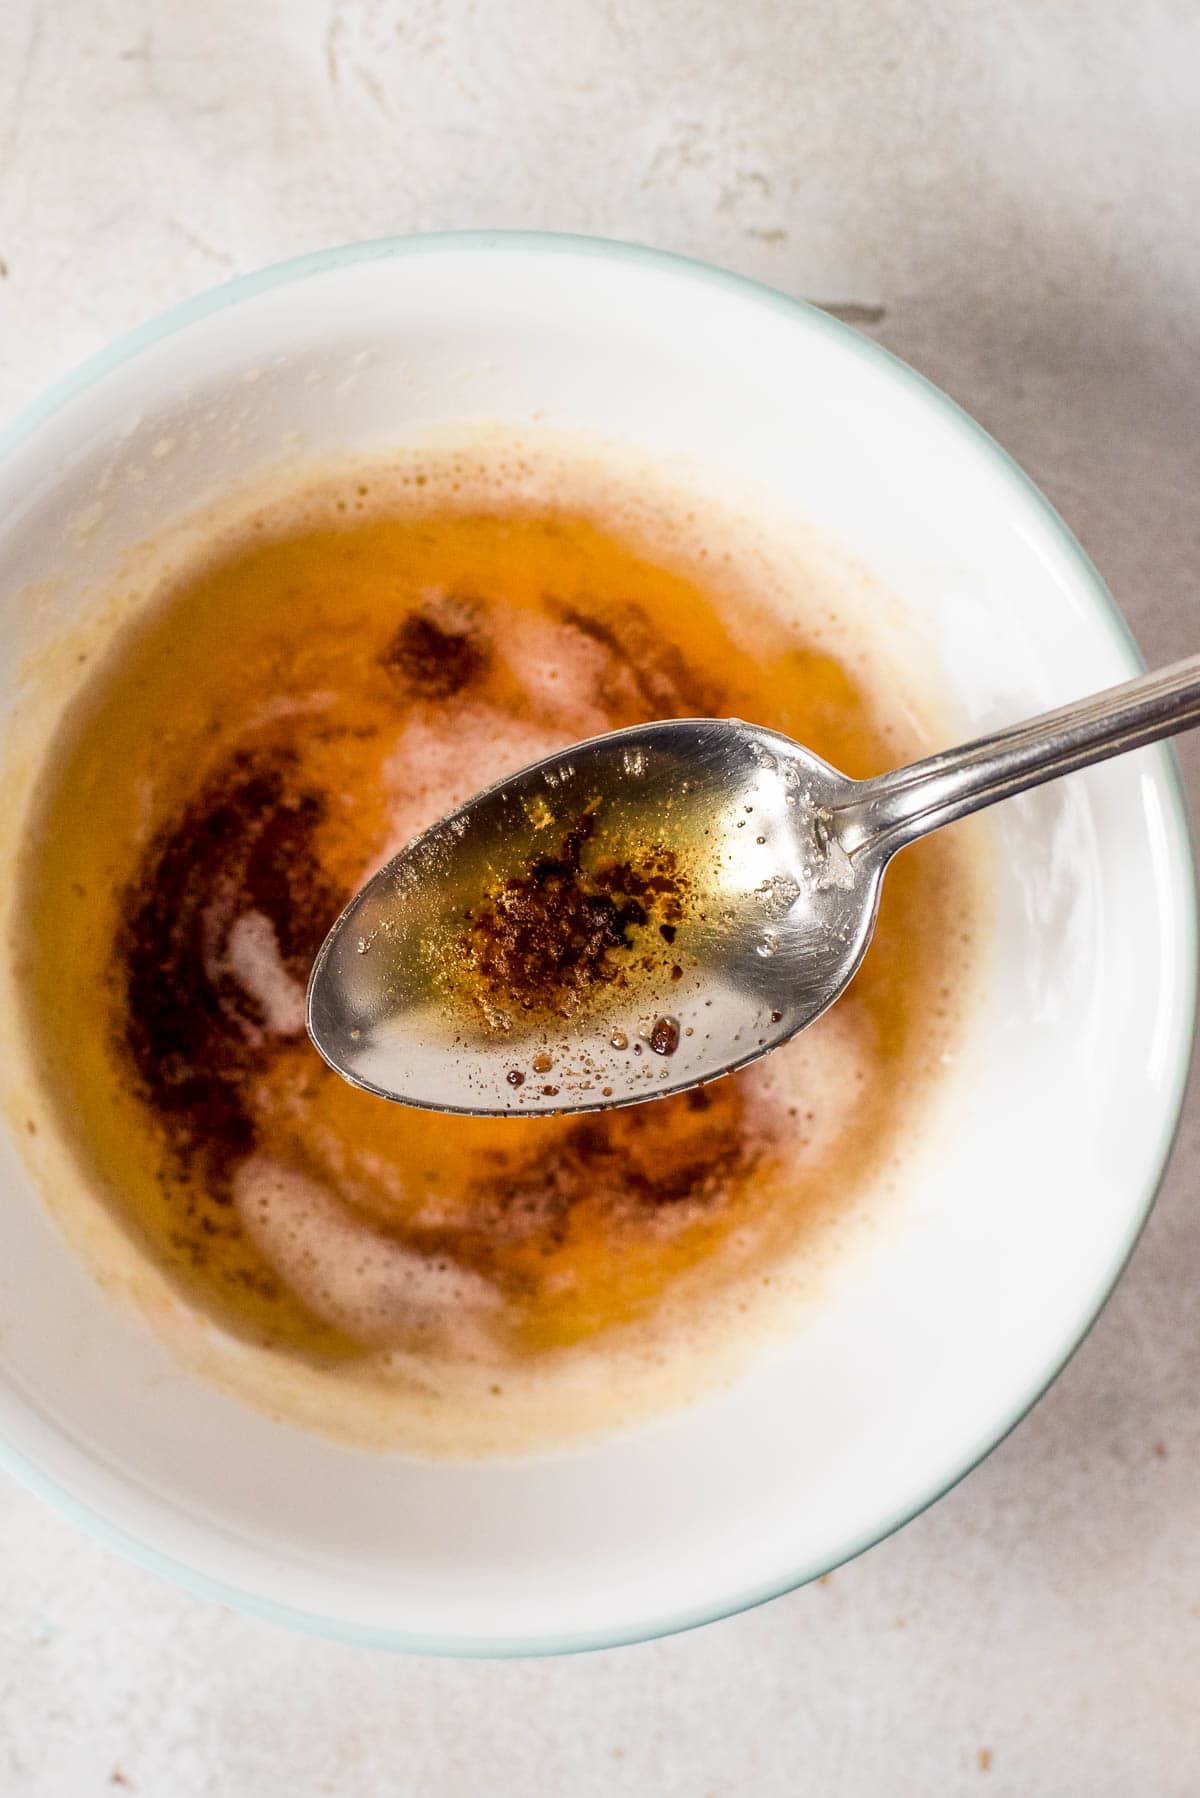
1, 2, 1198, 1791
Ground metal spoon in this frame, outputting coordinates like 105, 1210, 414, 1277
307, 654, 1200, 1116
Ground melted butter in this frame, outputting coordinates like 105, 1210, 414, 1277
15, 450, 981, 1443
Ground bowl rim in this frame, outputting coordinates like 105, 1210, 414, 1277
0, 228, 1194, 1657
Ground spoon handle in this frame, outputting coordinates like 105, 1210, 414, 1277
836, 652, 1200, 860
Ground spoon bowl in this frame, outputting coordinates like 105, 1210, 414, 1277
307, 719, 882, 1113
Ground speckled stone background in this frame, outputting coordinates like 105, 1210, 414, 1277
1, 2, 1198, 1792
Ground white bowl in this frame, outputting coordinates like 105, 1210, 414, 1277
0, 234, 1192, 1655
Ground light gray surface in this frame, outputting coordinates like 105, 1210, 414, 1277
1, 1, 1198, 1791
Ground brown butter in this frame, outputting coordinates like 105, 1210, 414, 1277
18, 490, 973, 1366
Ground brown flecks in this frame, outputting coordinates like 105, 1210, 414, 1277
554, 600, 722, 717
380, 607, 488, 699
506, 1069, 525, 1087
659, 923, 677, 944
540, 1084, 560, 1096
0, 258, 8, 280
1152, 1441, 1168, 1459
474, 1077, 753, 1231
977, 1748, 993, 1774
24, 1119, 36, 1135
461, 814, 690, 1024
531, 1051, 553, 1074
110, 1773, 132, 1790
816, 1573, 832, 1588
114, 749, 340, 1207
649, 1016, 680, 1056
770, 1010, 783, 1023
